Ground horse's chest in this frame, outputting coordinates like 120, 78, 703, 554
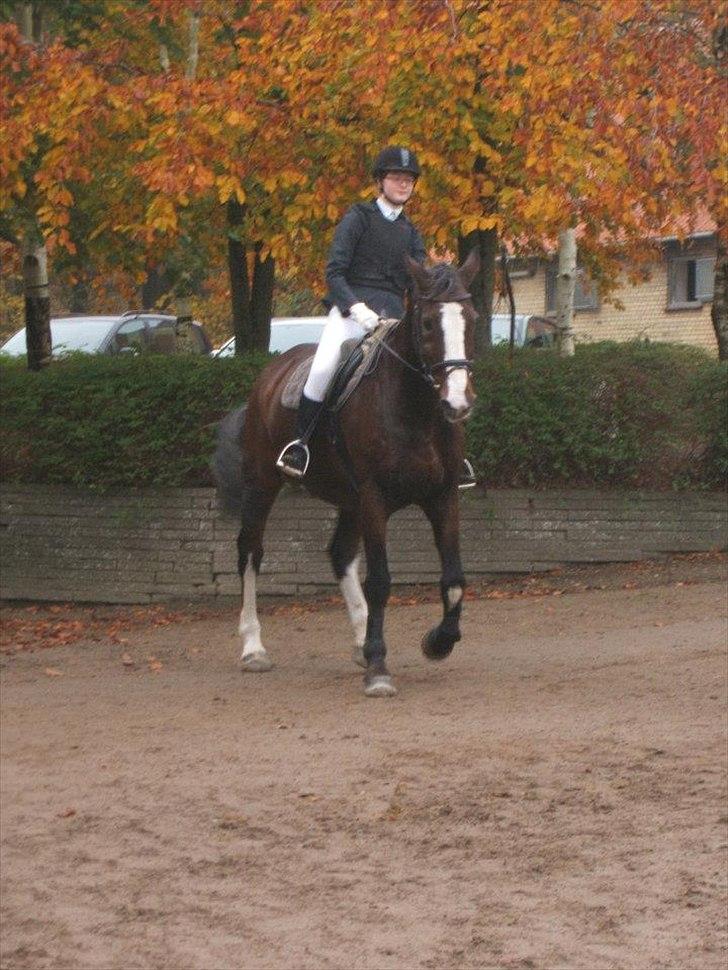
381, 438, 446, 492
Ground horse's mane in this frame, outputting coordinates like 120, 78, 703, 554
416, 262, 471, 302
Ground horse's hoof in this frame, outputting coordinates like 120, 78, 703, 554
352, 646, 367, 669
421, 628, 457, 662
364, 675, 397, 697
240, 651, 274, 672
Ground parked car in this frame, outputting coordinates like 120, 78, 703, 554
0, 313, 213, 358
491, 314, 557, 347
212, 313, 554, 358
214, 317, 328, 357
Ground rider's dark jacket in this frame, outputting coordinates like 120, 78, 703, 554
324, 200, 427, 319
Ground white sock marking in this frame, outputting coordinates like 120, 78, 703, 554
447, 586, 463, 609
440, 303, 469, 412
239, 554, 265, 658
340, 557, 368, 647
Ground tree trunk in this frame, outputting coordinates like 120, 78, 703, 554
141, 263, 172, 310
69, 278, 89, 313
19, 2, 32, 40
186, 9, 200, 80
251, 245, 275, 352
458, 227, 498, 356
227, 199, 253, 355
20, 5, 51, 370
711, 235, 728, 360
23, 233, 51, 371
555, 228, 576, 357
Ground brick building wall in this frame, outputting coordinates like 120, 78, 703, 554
507, 250, 718, 353
1, 485, 725, 604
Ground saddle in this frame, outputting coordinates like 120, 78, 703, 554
280, 319, 399, 411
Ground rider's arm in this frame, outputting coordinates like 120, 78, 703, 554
325, 208, 367, 315
410, 224, 428, 265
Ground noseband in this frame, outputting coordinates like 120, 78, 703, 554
381, 294, 475, 390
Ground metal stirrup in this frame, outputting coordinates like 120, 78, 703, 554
276, 440, 310, 478
459, 458, 476, 490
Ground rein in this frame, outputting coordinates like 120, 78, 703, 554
379, 298, 474, 389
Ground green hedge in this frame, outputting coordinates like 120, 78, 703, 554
468, 343, 727, 490
0, 343, 725, 491
0, 353, 268, 490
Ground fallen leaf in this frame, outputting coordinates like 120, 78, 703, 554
57, 807, 76, 818
121, 653, 135, 666
44, 667, 63, 677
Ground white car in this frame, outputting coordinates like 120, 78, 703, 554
491, 314, 556, 347
213, 313, 554, 357
214, 317, 328, 357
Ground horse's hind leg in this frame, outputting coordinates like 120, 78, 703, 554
421, 490, 466, 661
328, 510, 367, 668
237, 478, 279, 672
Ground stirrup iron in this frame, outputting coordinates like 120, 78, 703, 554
276, 439, 310, 479
459, 458, 477, 490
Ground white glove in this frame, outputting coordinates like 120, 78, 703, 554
349, 302, 380, 333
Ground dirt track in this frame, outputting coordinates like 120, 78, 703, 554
1, 560, 727, 970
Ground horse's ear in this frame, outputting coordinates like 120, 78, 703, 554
458, 248, 480, 288
405, 255, 430, 294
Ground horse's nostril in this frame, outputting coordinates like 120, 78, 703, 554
441, 400, 472, 423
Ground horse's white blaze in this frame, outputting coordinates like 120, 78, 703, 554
239, 554, 265, 658
440, 303, 469, 412
447, 586, 463, 608
340, 556, 368, 647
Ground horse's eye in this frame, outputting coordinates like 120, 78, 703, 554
422, 318, 433, 333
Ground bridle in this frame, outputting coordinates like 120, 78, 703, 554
380, 292, 475, 390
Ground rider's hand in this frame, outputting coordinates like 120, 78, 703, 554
349, 302, 380, 333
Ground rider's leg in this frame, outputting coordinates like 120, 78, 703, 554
277, 308, 365, 478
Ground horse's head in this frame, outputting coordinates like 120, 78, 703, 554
405, 250, 480, 423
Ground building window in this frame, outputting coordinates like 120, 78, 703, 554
545, 264, 599, 313
505, 256, 537, 279
667, 255, 715, 309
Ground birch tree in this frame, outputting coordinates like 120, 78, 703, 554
19, 1, 50, 370
555, 229, 576, 357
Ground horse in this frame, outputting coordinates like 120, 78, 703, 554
213, 250, 480, 697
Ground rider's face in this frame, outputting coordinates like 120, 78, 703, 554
380, 172, 416, 206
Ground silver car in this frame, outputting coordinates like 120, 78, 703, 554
0, 313, 212, 358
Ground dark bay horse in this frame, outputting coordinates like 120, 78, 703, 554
213, 251, 480, 697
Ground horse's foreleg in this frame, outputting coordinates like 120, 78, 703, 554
328, 511, 367, 668
237, 478, 279, 672
421, 489, 465, 661
361, 488, 396, 697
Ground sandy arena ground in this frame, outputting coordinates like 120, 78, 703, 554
1, 558, 727, 970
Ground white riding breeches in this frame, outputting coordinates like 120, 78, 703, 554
302, 306, 367, 402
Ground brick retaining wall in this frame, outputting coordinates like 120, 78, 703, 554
1, 485, 725, 604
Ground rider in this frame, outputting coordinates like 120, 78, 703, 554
276, 145, 476, 488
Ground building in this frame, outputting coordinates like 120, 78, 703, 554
504, 221, 718, 353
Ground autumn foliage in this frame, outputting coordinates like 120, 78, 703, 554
0, 0, 724, 330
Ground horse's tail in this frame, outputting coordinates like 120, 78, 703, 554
212, 404, 247, 517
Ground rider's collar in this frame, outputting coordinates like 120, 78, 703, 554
376, 196, 403, 222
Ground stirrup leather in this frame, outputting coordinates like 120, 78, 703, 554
276, 439, 310, 479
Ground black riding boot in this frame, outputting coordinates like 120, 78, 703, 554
276, 394, 324, 479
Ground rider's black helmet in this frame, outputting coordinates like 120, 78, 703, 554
372, 146, 421, 180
